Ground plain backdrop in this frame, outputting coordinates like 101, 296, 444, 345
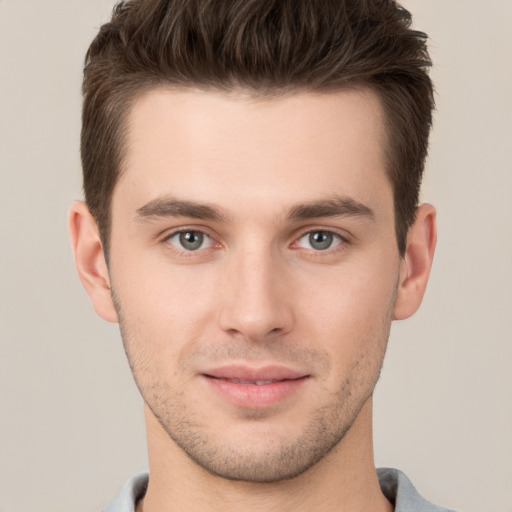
0, 1, 511, 511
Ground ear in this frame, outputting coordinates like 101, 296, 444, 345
394, 203, 437, 320
68, 201, 118, 323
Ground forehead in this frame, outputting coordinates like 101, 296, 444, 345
115, 87, 392, 218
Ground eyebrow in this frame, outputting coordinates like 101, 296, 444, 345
286, 196, 375, 222
135, 195, 375, 223
136, 197, 227, 222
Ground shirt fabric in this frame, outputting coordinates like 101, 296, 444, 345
101, 467, 456, 511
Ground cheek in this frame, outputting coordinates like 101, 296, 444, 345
294, 270, 395, 396
294, 260, 397, 352
112, 256, 221, 360
113, 242, 217, 310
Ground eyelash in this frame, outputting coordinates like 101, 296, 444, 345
292, 230, 347, 253
162, 228, 219, 256
161, 227, 350, 256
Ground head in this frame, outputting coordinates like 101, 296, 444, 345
71, 0, 436, 485
81, 0, 434, 257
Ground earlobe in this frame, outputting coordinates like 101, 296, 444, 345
68, 201, 118, 323
393, 203, 437, 320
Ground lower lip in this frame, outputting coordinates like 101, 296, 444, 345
202, 376, 309, 409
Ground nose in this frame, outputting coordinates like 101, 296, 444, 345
218, 246, 294, 342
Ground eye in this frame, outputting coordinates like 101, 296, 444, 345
296, 230, 343, 251
166, 230, 213, 251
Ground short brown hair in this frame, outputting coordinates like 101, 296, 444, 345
82, 0, 434, 254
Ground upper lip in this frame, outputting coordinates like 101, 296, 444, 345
202, 365, 308, 382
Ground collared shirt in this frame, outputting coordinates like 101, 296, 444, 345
102, 467, 457, 512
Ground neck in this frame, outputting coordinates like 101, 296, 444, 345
138, 399, 392, 512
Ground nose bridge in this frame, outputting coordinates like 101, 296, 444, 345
219, 242, 293, 340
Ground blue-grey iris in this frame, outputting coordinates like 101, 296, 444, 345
309, 231, 334, 250
180, 231, 204, 250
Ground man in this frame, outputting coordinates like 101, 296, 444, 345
68, 0, 450, 510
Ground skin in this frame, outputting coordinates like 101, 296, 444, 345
69, 87, 436, 512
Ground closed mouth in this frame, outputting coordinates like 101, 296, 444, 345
205, 376, 303, 385
200, 367, 310, 408
202, 365, 308, 383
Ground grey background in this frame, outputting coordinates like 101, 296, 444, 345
0, 1, 511, 510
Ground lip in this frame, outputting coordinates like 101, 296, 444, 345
201, 365, 310, 409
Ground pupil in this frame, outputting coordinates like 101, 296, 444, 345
180, 231, 203, 250
310, 231, 332, 250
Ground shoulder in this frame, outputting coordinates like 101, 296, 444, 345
101, 472, 149, 512
377, 467, 458, 512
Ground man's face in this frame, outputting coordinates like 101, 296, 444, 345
108, 88, 402, 482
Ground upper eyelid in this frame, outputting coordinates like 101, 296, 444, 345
294, 230, 344, 247
161, 225, 215, 241
158, 225, 351, 247
160, 227, 215, 250
162, 229, 219, 256
292, 226, 351, 242
298, 230, 343, 240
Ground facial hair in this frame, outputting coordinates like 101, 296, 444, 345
112, 285, 395, 483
